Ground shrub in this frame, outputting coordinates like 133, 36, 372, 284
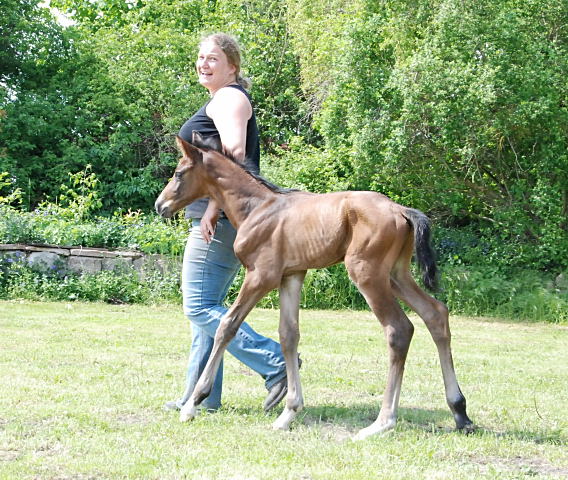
0, 205, 187, 255
1, 240, 566, 322
263, 138, 351, 193
0, 253, 181, 305
439, 265, 568, 323
1, 173, 565, 322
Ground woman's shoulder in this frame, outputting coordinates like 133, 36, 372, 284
208, 85, 252, 117
213, 85, 250, 103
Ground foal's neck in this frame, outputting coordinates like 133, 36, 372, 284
204, 154, 274, 228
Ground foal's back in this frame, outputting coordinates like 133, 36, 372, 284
235, 190, 412, 274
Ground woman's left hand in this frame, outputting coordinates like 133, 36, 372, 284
201, 200, 220, 243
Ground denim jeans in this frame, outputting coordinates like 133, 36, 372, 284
176, 217, 286, 410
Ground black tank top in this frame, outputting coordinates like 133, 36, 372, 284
179, 84, 260, 218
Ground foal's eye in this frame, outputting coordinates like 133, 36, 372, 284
174, 172, 183, 180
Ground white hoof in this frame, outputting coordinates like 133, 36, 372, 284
272, 408, 297, 431
179, 403, 198, 422
352, 419, 396, 441
272, 419, 290, 432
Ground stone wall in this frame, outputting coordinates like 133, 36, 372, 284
0, 243, 181, 277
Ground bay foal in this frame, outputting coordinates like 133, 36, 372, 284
155, 134, 474, 440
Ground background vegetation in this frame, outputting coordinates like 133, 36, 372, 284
1, 0, 567, 321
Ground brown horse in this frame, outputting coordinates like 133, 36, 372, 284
155, 133, 474, 440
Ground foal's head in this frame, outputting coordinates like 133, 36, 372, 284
154, 135, 216, 218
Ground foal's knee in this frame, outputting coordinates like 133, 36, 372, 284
279, 326, 300, 354
214, 318, 239, 344
385, 321, 414, 356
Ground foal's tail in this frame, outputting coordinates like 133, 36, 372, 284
402, 208, 438, 292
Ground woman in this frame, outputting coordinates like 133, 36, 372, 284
165, 33, 289, 412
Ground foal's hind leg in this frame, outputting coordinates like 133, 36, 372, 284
273, 271, 306, 431
347, 261, 415, 440
391, 269, 474, 432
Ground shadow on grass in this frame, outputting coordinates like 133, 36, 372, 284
296, 402, 452, 432
188, 400, 566, 446
273, 402, 568, 445
474, 426, 567, 447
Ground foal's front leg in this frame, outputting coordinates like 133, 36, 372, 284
273, 272, 306, 431
179, 271, 276, 422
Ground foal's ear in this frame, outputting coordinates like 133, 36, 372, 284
176, 136, 202, 164
192, 131, 222, 152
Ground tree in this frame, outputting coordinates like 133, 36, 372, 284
1, 0, 310, 211
285, 0, 568, 269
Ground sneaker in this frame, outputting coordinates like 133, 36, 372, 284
163, 400, 181, 411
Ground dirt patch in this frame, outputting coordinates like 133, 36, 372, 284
301, 415, 356, 442
0, 449, 20, 461
115, 411, 152, 426
34, 440, 67, 459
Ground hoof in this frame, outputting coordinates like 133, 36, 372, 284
352, 419, 396, 441
179, 404, 198, 423
458, 420, 476, 434
179, 411, 194, 422
272, 420, 290, 431
272, 407, 298, 431
455, 412, 475, 433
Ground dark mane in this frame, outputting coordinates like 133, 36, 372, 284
242, 166, 298, 195
190, 131, 297, 194
199, 145, 298, 195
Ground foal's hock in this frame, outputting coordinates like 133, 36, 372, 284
155, 133, 474, 440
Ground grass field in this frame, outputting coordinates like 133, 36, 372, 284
1, 301, 567, 479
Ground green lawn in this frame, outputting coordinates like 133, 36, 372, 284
1, 301, 567, 479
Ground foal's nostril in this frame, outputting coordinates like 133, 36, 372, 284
154, 199, 168, 217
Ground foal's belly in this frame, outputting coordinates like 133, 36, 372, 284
279, 203, 349, 271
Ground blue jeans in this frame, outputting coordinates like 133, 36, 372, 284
176, 218, 287, 410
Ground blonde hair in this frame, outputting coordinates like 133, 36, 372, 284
200, 33, 251, 90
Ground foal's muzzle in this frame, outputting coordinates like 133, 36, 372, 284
155, 196, 173, 218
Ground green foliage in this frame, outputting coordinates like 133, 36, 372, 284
1, 0, 567, 318
50, 165, 102, 221
287, 0, 568, 272
1, 205, 565, 321
0, 0, 69, 93
226, 263, 367, 310
300, 265, 367, 310
440, 266, 568, 323
0, 172, 22, 206
0, 168, 188, 254
0, 206, 187, 255
1, 0, 312, 212
0, 253, 181, 304
226, 259, 567, 323
263, 138, 350, 192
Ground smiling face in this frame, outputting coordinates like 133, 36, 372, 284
196, 40, 237, 94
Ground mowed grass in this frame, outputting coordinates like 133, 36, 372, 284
0, 301, 567, 480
